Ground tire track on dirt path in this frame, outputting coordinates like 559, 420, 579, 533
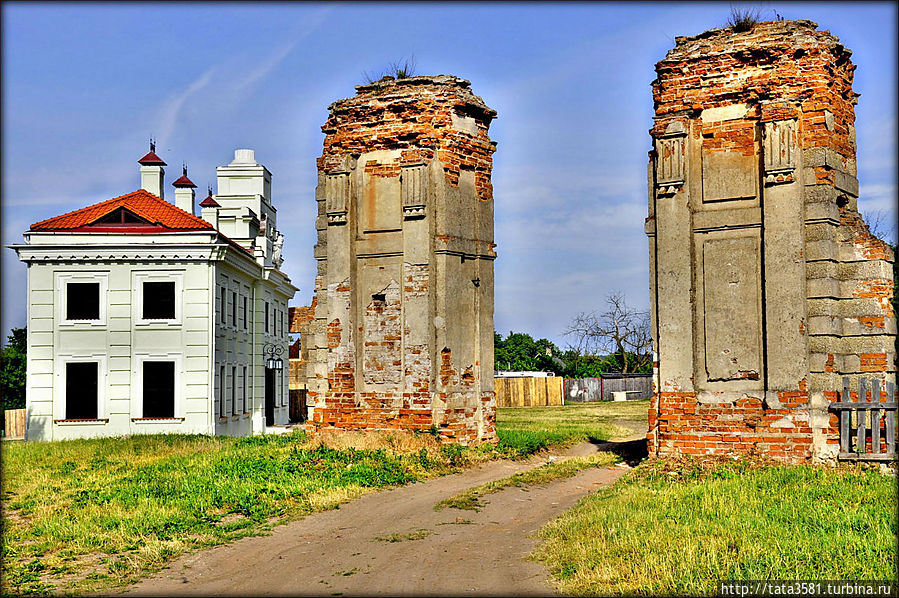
121, 443, 629, 596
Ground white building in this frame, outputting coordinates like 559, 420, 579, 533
10, 146, 297, 440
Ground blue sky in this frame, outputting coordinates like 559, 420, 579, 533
2, 2, 896, 348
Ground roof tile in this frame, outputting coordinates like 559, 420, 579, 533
30, 189, 214, 231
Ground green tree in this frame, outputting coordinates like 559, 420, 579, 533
494, 331, 565, 375
1, 327, 27, 411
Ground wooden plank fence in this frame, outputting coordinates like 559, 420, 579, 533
4, 408, 26, 440
830, 377, 896, 461
495, 376, 563, 408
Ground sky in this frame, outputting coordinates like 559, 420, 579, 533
2, 2, 896, 348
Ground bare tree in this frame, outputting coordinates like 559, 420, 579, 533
863, 209, 896, 244
564, 291, 652, 374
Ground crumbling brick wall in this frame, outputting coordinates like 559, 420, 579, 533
304, 75, 497, 444
646, 19, 895, 463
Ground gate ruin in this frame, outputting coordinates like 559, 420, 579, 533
646, 19, 896, 462
298, 75, 498, 444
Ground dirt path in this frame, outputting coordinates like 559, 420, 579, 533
122, 443, 630, 596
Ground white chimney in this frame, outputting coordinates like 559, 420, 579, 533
138, 141, 166, 199
172, 165, 197, 215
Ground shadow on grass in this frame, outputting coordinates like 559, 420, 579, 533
585, 437, 648, 467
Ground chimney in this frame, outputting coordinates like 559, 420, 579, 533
172, 165, 197, 215
138, 140, 167, 199
199, 187, 220, 228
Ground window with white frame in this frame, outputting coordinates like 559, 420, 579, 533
58, 272, 108, 326
142, 361, 176, 418
65, 361, 99, 419
134, 272, 182, 324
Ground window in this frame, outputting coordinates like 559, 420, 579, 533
66, 362, 98, 419
231, 366, 237, 416
265, 301, 270, 333
143, 361, 175, 418
231, 291, 237, 327
219, 365, 226, 418
241, 366, 247, 413
143, 281, 175, 320
241, 296, 248, 330
221, 288, 227, 325
67, 283, 100, 320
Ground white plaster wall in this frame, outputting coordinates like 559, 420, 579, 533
25, 260, 217, 441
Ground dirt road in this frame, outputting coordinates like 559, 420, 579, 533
123, 443, 630, 596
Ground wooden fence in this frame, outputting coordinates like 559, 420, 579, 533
830, 377, 896, 461
4, 409, 26, 439
495, 376, 563, 408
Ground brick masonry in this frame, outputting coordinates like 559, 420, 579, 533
645, 20, 896, 463
300, 75, 498, 444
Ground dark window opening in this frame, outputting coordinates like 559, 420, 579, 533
231, 366, 237, 415
143, 361, 175, 418
219, 365, 226, 418
67, 282, 100, 320
95, 208, 150, 225
221, 288, 227, 324
372, 293, 386, 303
265, 301, 270, 333
242, 296, 248, 330
143, 281, 175, 319
66, 362, 98, 419
231, 291, 237, 326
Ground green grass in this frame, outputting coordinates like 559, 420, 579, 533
534, 457, 899, 595
0, 432, 471, 595
0, 403, 650, 595
495, 400, 649, 457
436, 453, 620, 512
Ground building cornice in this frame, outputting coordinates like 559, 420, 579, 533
9, 243, 230, 264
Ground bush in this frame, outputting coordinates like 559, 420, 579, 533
1, 327, 27, 411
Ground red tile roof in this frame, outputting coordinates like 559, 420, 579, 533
138, 151, 167, 166
30, 189, 214, 231
199, 195, 220, 207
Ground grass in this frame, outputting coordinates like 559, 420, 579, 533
0, 431, 474, 595
534, 455, 899, 595
0, 402, 649, 595
436, 452, 620, 512
495, 400, 648, 457
727, 6, 760, 32
374, 529, 435, 543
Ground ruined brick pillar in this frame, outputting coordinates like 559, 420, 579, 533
646, 20, 896, 462
304, 75, 497, 443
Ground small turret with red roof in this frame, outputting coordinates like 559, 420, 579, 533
139, 140, 166, 199
172, 165, 197, 215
